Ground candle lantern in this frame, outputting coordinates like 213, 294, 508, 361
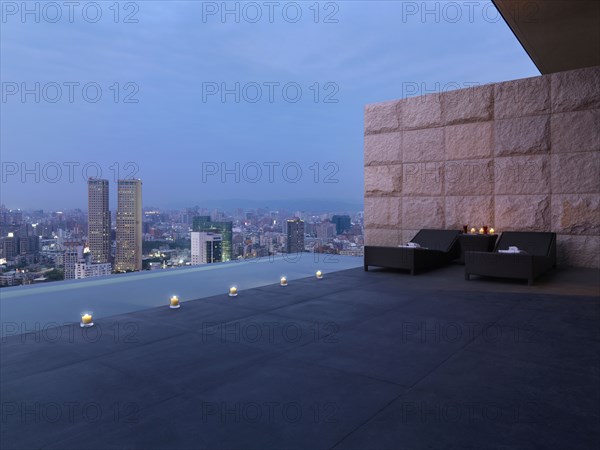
170, 295, 180, 309
80, 313, 94, 328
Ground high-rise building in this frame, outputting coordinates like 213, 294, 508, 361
87, 178, 111, 265
19, 235, 39, 256
75, 261, 112, 279
190, 232, 223, 265
63, 244, 84, 280
286, 218, 305, 254
0, 233, 18, 261
192, 216, 233, 261
115, 179, 142, 272
332, 215, 352, 235
316, 221, 336, 240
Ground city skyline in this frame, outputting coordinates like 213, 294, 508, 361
0, 190, 363, 286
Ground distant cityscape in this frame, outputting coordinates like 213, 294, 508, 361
0, 178, 364, 286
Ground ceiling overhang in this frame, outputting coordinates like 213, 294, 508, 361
493, 0, 600, 74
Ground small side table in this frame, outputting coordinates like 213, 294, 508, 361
457, 234, 498, 264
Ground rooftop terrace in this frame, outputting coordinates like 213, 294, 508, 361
1, 262, 599, 449
0, 255, 363, 337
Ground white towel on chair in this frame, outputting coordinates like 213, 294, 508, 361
399, 242, 421, 248
499, 246, 522, 254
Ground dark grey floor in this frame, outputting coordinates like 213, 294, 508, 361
1, 265, 599, 450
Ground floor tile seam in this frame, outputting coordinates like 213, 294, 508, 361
265, 346, 411, 390
206, 320, 342, 357
397, 301, 522, 396
462, 344, 600, 381
436, 299, 524, 363
250, 281, 391, 313
462, 321, 600, 344
328, 390, 407, 450
256, 280, 417, 320
37, 392, 187, 450
1, 329, 194, 387
153, 307, 279, 334
168, 352, 287, 398
312, 358, 412, 389
371, 282, 600, 299
93, 352, 285, 410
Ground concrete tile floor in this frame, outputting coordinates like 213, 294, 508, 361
1, 265, 598, 449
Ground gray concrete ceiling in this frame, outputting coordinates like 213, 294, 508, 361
493, 0, 600, 74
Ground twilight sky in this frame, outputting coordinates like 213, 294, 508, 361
0, 1, 539, 211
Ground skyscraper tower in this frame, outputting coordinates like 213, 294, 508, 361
332, 215, 352, 235
190, 232, 223, 264
115, 179, 142, 272
286, 218, 305, 254
192, 216, 233, 261
87, 178, 111, 265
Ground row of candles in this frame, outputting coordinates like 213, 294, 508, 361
464, 225, 495, 235
80, 270, 324, 327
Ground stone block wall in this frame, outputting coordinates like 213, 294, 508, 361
364, 66, 600, 268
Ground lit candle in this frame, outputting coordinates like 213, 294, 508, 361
229, 286, 238, 297
280, 276, 288, 286
490, 228, 495, 234
479, 227, 485, 234
316, 270, 323, 279
470, 227, 476, 234
80, 313, 93, 328
170, 295, 180, 309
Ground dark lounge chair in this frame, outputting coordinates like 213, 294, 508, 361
465, 231, 556, 285
364, 229, 460, 275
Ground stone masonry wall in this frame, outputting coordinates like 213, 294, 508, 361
364, 66, 600, 268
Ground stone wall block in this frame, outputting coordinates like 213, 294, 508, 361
402, 197, 445, 229
445, 121, 493, 160
551, 152, 600, 194
445, 159, 494, 196
365, 101, 401, 134
494, 155, 551, 195
495, 195, 551, 231
556, 235, 600, 269
442, 84, 493, 125
402, 162, 444, 196
495, 115, 550, 157
551, 194, 600, 235
365, 165, 402, 196
398, 94, 442, 130
551, 66, 600, 113
494, 76, 550, 119
364, 132, 402, 166
403, 128, 444, 162
445, 196, 494, 230
365, 228, 400, 247
364, 197, 401, 228
550, 109, 600, 154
